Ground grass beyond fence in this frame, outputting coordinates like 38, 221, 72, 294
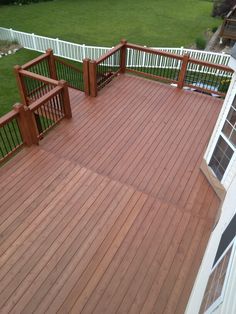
0, 49, 40, 116
0, 0, 220, 47
0, 0, 221, 115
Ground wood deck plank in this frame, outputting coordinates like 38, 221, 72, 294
0, 74, 222, 314
80, 196, 157, 314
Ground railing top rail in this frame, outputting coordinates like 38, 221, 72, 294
126, 43, 183, 60
225, 18, 236, 22
28, 85, 62, 111
19, 69, 59, 86
188, 57, 234, 72
21, 51, 50, 70
0, 109, 19, 127
96, 42, 125, 64
226, 4, 236, 18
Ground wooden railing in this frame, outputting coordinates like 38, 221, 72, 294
219, 4, 236, 41
220, 18, 236, 40
0, 108, 24, 162
125, 43, 183, 84
88, 41, 233, 97
14, 66, 59, 106
86, 41, 126, 97
183, 58, 233, 96
0, 82, 71, 163
28, 80, 71, 139
15, 49, 84, 99
54, 56, 84, 91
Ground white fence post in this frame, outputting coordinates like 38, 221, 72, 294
32, 33, 36, 50
142, 46, 147, 67
82, 44, 85, 60
56, 38, 60, 55
10, 28, 14, 41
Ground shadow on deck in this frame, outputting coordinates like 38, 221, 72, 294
0, 74, 222, 313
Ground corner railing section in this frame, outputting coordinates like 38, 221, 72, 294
15, 49, 84, 98
183, 58, 233, 96
0, 82, 71, 164
125, 43, 183, 84
28, 80, 71, 139
14, 66, 59, 106
88, 41, 233, 97
125, 43, 233, 96
88, 41, 126, 97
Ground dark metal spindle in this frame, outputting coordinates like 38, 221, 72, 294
7, 122, 17, 148
0, 129, 8, 155
3, 126, 12, 152
14, 119, 22, 145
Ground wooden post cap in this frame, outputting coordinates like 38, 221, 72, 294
46, 48, 53, 54
58, 79, 67, 86
14, 65, 21, 71
13, 103, 24, 111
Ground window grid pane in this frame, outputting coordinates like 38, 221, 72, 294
209, 136, 234, 180
199, 246, 232, 314
222, 103, 236, 148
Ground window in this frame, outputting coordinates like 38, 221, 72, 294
208, 96, 236, 181
214, 213, 236, 266
199, 243, 233, 314
222, 96, 236, 147
209, 136, 234, 180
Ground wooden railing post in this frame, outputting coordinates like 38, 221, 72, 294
14, 65, 28, 106
83, 58, 90, 96
46, 48, 57, 80
58, 80, 72, 118
120, 39, 127, 73
89, 60, 98, 97
13, 103, 39, 145
177, 54, 189, 89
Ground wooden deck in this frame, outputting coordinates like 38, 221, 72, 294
0, 74, 222, 314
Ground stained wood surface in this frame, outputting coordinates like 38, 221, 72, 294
0, 75, 222, 314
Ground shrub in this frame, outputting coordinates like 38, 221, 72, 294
218, 78, 231, 93
212, 26, 219, 32
195, 37, 207, 50
0, 39, 18, 48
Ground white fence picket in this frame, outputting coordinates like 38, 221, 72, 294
0, 27, 231, 68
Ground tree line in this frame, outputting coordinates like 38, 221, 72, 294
212, 0, 236, 17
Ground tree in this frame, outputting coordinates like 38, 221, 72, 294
212, 0, 236, 17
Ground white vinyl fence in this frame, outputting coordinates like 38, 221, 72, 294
0, 27, 231, 67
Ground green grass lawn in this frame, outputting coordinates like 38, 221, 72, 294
0, 49, 40, 116
0, 0, 220, 117
0, 0, 220, 47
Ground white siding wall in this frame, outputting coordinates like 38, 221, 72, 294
185, 176, 236, 314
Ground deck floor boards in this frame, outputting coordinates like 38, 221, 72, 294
0, 74, 222, 313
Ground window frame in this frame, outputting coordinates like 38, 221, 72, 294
204, 237, 236, 314
209, 134, 234, 181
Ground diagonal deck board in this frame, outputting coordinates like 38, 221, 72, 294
0, 74, 222, 313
